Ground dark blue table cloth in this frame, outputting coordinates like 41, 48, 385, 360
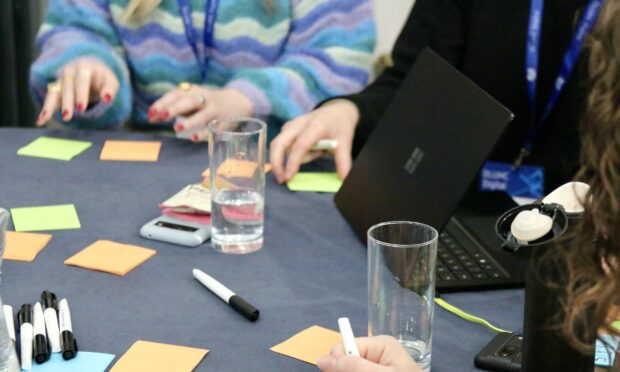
0, 128, 524, 371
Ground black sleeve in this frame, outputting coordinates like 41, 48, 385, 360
348, 0, 470, 155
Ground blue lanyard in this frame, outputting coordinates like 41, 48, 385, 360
177, 0, 219, 83
516, 0, 603, 167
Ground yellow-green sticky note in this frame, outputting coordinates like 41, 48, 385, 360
10, 204, 81, 232
287, 173, 343, 193
17, 136, 92, 161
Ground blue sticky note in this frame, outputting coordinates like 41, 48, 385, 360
595, 334, 620, 367
480, 161, 544, 199
30, 351, 115, 372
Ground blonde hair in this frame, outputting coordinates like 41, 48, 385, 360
123, 0, 275, 23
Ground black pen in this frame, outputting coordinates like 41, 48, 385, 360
192, 268, 259, 322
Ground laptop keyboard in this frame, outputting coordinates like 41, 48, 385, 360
437, 231, 506, 283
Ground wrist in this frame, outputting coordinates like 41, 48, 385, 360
323, 99, 360, 128
222, 88, 254, 117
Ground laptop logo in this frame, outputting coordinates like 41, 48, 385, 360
404, 147, 425, 175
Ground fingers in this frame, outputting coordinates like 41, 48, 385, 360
36, 85, 61, 127
333, 137, 353, 180
74, 67, 93, 114
60, 65, 77, 121
317, 355, 391, 372
148, 90, 187, 122
283, 119, 325, 181
94, 64, 120, 105
270, 116, 309, 183
166, 92, 208, 122
180, 107, 217, 142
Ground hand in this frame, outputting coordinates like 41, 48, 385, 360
148, 86, 253, 142
317, 336, 422, 372
36, 57, 119, 126
270, 99, 359, 183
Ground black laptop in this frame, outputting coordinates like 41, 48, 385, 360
334, 48, 525, 292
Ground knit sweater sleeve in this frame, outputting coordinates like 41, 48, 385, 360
29, 0, 132, 129
225, 0, 376, 129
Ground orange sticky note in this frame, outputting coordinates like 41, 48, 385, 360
201, 161, 272, 178
270, 326, 342, 365
110, 340, 209, 372
100, 140, 162, 162
64, 240, 156, 276
3, 231, 52, 261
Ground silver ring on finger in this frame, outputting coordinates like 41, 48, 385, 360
193, 92, 207, 107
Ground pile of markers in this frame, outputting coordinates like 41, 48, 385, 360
2, 291, 78, 370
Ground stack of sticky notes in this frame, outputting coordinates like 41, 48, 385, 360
100, 140, 162, 162
287, 173, 343, 193
201, 160, 272, 187
10, 204, 81, 232
111, 340, 208, 372
64, 240, 156, 276
270, 326, 342, 365
3, 231, 52, 261
159, 184, 212, 225
17, 137, 92, 161
29, 352, 115, 372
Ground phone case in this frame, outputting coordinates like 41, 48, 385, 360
474, 333, 522, 372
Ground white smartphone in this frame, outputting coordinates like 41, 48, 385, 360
140, 215, 211, 247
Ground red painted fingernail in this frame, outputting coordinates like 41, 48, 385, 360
77, 103, 84, 113
103, 93, 112, 104
39, 110, 47, 119
62, 110, 69, 119
161, 111, 170, 120
192, 134, 200, 142
175, 123, 185, 131
148, 108, 157, 117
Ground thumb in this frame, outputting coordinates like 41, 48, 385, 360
318, 355, 391, 372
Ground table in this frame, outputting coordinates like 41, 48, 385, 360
0, 128, 524, 371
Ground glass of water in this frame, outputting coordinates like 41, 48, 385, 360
368, 221, 438, 371
208, 117, 266, 254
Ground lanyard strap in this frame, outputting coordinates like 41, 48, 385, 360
177, 0, 219, 83
516, 0, 603, 167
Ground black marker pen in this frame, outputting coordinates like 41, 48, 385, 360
192, 268, 260, 322
41, 291, 61, 353
58, 299, 78, 360
18, 304, 34, 370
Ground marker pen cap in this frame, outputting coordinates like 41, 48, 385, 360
34, 334, 50, 364
41, 291, 58, 310
229, 295, 259, 322
60, 330, 78, 360
18, 304, 33, 326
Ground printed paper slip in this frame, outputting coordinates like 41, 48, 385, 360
160, 184, 211, 214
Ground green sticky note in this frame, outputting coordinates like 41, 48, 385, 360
11, 204, 81, 232
17, 136, 92, 161
287, 172, 343, 193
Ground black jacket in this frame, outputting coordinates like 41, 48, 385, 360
348, 0, 588, 192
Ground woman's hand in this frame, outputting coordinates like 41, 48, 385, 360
148, 85, 253, 142
270, 99, 360, 183
36, 57, 119, 126
317, 336, 422, 372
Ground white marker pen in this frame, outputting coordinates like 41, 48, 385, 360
41, 291, 61, 353
192, 268, 259, 322
18, 304, 34, 370
3, 305, 15, 345
311, 139, 338, 151
338, 317, 360, 357
58, 299, 78, 360
33, 302, 50, 364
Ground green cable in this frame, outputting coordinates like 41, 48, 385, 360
434, 298, 511, 334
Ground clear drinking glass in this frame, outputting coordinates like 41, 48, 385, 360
208, 118, 267, 254
368, 221, 438, 371
0, 209, 20, 372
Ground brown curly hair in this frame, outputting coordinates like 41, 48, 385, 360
561, 0, 620, 354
